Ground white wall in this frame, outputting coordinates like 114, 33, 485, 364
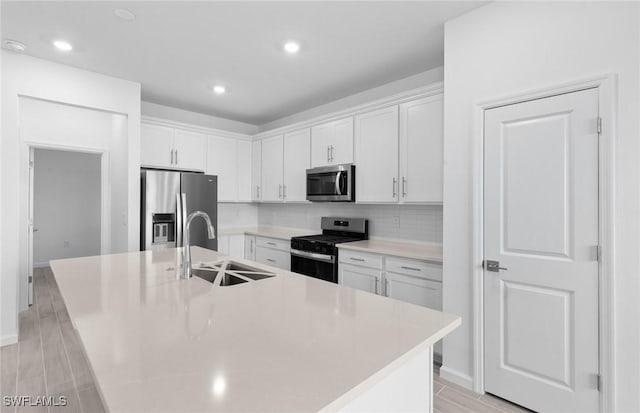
1, 51, 141, 346
258, 204, 443, 244
33, 149, 101, 265
442, 2, 640, 411
142, 101, 259, 135
259, 67, 443, 132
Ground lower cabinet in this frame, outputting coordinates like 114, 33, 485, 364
338, 249, 443, 357
254, 236, 290, 271
244, 235, 256, 260
217, 234, 245, 259
339, 264, 382, 295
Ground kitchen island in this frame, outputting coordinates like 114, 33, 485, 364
50, 247, 460, 412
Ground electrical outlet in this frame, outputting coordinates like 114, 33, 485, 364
392, 216, 400, 229
63, 240, 70, 248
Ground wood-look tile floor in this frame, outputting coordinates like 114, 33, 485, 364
1, 267, 533, 413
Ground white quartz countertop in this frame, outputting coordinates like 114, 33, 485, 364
51, 247, 459, 412
219, 226, 316, 240
338, 239, 443, 263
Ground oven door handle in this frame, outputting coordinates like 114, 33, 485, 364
290, 249, 335, 263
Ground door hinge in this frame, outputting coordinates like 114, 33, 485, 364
597, 117, 602, 135
28, 275, 33, 284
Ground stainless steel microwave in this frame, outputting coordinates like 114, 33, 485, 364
306, 164, 355, 202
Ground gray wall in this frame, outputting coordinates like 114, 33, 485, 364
33, 149, 101, 265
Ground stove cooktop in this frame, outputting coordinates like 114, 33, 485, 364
291, 234, 362, 246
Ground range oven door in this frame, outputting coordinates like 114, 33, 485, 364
306, 164, 354, 202
290, 249, 337, 283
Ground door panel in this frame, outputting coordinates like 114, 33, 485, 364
331, 117, 354, 165
140, 123, 174, 168
261, 136, 284, 202
251, 140, 262, 201
484, 88, 599, 412
339, 264, 380, 294
284, 129, 311, 202
207, 135, 237, 201
174, 129, 206, 171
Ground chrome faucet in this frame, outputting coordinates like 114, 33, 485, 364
182, 211, 216, 279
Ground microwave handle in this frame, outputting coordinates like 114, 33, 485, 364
335, 171, 342, 195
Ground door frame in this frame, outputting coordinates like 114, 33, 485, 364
24, 142, 111, 302
471, 74, 616, 412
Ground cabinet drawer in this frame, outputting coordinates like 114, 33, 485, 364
338, 249, 382, 269
255, 246, 290, 271
385, 257, 442, 282
255, 237, 290, 252
385, 272, 442, 311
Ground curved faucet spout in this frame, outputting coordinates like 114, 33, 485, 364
182, 211, 216, 279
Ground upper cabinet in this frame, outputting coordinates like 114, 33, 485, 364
399, 94, 443, 203
260, 135, 284, 202
251, 140, 262, 201
311, 117, 354, 167
140, 122, 206, 171
354, 106, 400, 203
207, 136, 253, 203
354, 93, 444, 204
283, 129, 311, 202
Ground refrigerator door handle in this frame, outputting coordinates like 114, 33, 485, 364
176, 193, 183, 247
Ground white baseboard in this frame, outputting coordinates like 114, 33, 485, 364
34, 262, 49, 268
439, 365, 474, 390
1, 333, 18, 347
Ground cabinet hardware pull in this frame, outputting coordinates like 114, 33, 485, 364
401, 266, 421, 272
327, 145, 330, 162
283, 185, 287, 199
279, 184, 282, 198
267, 258, 276, 263
349, 257, 365, 262
267, 242, 277, 246
330, 145, 334, 162
375, 278, 379, 294
175, 150, 178, 165
392, 178, 397, 197
402, 177, 407, 197
385, 278, 389, 296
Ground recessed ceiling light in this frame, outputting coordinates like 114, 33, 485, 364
53, 40, 73, 51
114, 8, 136, 21
4, 39, 26, 52
213, 85, 226, 95
283, 41, 300, 54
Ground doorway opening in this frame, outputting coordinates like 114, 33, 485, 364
28, 147, 105, 305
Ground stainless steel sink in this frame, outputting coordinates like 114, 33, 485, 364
191, 269, 248, 286
192, 260, 275, 287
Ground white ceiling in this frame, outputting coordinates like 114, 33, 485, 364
1, 1, 485, 125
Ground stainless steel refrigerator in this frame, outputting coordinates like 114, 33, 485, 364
140, 169, 218, 251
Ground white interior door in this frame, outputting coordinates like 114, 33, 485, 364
27, 148, 35, 306
484, 88, 600, 412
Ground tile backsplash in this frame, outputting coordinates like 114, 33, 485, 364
258, 203, 443, 244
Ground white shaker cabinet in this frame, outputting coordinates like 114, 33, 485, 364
254, 236, 290, 271
339, 263, 382, 295
283, 128, 311, 202
141, 122, 206, 171
244, 235, 256, 260
251, 140, 262, 201
173, 129, 206, 171
141, 123, 175, 168
260, 135, 284, 202
311, 117, 354, 167
384, 272, 442, 311
207, 136, 253, 202
207, 135, 237, 202
354, 106, 399, 203
399, 94, 443, 203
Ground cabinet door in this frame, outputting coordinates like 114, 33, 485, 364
400, 95, 443, 203
339, 263, 382, 295
260, 135, 284, 202
207, 135, 237, 202
283, 128, 310, 202
255, 246, 290, 270
251, 140, 262, 201
244, 235, 256, 260
237, 140, 253, 202
141, 123, 174, 168
174, 129, 206, 171
354, 106, 399, 203
217, 235, 230, 255
384, 272, 442, 310
329, 117, 354, 165
228, 234, 245, 258
310, 123, 332, 167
